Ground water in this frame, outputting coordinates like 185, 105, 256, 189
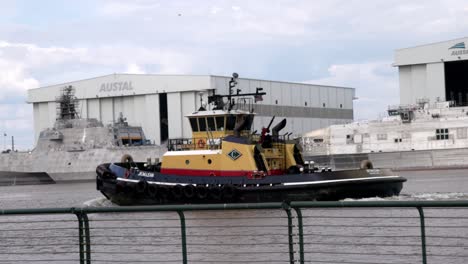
0, 170, 467, 263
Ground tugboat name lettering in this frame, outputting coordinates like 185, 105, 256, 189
366, 169, 381, 174
138, 171, 154, 177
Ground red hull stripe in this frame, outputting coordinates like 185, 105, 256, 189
160, 168, 285, 177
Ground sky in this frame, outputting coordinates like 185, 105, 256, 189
1, 0, 468, 150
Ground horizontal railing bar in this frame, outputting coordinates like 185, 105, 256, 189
91, 260, 183, 263
0, 252, 79, 255
304, 241, 467, 248
304, 251, 420, 256
91, 261, 287, 263
91, 251, 184, 254
91, 251, 291, 255
88, 226, 180, 230
0, 260, 79, 262
302, 233, 468, 239
0, 220, 77, 224
291, 200, 468, 208
0, 227, 76, 232
183, 260, 290, 263
0, 200, 467, 216
92, 243, 183, 246
83, 203, 286, 213
303, 224, 468, 228
303, 261, 403, 264
303, 242, 421, 247
91, 242, 290, 246
89, 234, 183, 238
301, 216, 421, 219
89, 216, 289, 222
301, 215, 468, 220
0, 235, 79, 239
0, 243, 80, 247
89, 224, 288, 229
426, 254, 468, 258
426, 235, 468, 239
89, 233, 287, 238
302, 224, 420, 228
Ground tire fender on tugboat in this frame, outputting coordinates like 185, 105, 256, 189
146, 184, 158, 198
360, 160, 374, 169
136, 180, 148, 194
171, 185, 184, 200
196, 185, 209, 199
121, 154, 134, 163
209, 186, 222, 200
183, 185, 196, 199
222, 185, 236, 200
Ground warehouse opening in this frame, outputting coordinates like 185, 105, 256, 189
445, 60, 468, 106
159, 93, 168, 142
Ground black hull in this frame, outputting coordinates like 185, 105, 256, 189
96, 163, 406, 206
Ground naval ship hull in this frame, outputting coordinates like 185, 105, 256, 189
304, 147, 468, 171
96, 163, 406, 205
0, 147, 164, 182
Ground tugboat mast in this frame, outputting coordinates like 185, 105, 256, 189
209, 73, 266, 111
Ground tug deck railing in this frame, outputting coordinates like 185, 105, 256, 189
1, 201, 468, 263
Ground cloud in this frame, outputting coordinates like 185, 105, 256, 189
0, 58, 39, 100
99, 1, 161, 17
125, 63, 145, 74
0, 40, 194, 84
0, 40, 195, 149
305, 61, 399, 120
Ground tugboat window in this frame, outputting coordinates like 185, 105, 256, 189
215, 116, 225, 131
244, 115, 254, 130
226, 115, 236, 130
207, 117, 216, 131
189, 118, 198, 132
198, 117, 207, 132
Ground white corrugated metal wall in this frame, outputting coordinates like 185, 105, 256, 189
28, 74, 355, 146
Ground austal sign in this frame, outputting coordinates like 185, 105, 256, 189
99, 81, 134, 92
449, 42, 468, 56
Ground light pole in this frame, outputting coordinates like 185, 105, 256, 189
2, 132, 6, 151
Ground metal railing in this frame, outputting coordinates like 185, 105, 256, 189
0, 201, 468, 263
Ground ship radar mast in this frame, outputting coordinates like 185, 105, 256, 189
56, 85, 80, 121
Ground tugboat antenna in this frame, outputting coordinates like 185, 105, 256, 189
208, 72, 266, 111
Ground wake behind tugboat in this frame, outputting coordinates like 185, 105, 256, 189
96, 73, 406, 205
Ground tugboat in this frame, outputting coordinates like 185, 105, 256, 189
96, 73, 406, 205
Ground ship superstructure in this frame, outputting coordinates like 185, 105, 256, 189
302, 99, 468, 170
0, 86, 163, 183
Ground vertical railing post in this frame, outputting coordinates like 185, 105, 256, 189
74, 212, 86, 264
417, 206, 427, 264
81, 213, 92, 264
283, 203, 295, 264
177, 210, 188, 264
293, 207, 304, 264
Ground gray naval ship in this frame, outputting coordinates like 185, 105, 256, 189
301, 99, 468, 171
0, 86, 164, 185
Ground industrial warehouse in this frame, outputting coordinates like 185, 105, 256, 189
27, 74, 355, 145
302, 37, 468, 171
394, 36, 468, 105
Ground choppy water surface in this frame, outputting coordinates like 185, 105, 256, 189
0, 169, 466, 263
